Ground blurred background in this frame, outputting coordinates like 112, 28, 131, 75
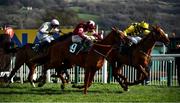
0, 0, 180, 36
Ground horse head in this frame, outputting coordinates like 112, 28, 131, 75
150, 25, 170, 45
109, 27, 126, 45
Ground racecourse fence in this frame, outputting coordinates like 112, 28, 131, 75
4, 54, 180, 86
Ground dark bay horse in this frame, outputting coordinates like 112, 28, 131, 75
110, 26, 170, 85
31, 27, 129, 94
7, 34, 72, 88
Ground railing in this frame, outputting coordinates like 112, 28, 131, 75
2, 54, 180, 86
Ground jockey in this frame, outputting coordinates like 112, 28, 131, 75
2, 25, 15, 53
72, 20, 102, 46
36, 19, 60, 51
123, 21, 150, 45
4, 26, 14, 40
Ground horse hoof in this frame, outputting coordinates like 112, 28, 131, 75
66, 80, 69, 83
123, 87, 129, 91
31, 82, 36, 88
72, 84, 76, 88
124, 88, 130, 92
61, 84, 65, 90
38, 83, 44, 87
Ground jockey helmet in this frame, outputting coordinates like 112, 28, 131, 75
86, 20, 96, 29
4, 27, 14, 38
140, 21, 149, 29
51, 19, 60, 26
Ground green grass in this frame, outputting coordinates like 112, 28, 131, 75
0, 83, 180, 102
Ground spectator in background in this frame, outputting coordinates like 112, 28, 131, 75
175, 44, 180, 86
1, 25, 15, 53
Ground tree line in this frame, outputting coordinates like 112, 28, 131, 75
0, 0, 179, 36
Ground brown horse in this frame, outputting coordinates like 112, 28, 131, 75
108, 26, 170, 86
7, 34, 72, 88
7, 44, 41, 87
30, 27, 129, 94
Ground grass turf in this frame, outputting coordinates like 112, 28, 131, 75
0, 83, 179, 102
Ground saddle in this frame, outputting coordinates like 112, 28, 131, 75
119, 40, 134, 55
69, 39, 91, 55
32, 42, 49, 53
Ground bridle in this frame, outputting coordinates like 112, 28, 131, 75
92, 29, 123, 59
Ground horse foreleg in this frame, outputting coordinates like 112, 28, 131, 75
38, 66, 47, 87
138, 65, 148, 80
112, 67, 128, 91
127, 65, 148, 85
127, 71, 144, 85
64, 70, 70, 83
7, 63, 22, 84
27, 64, 36, 87
58, 72, 66, 90
87, 69, 97, 88
83, 69, 91, 94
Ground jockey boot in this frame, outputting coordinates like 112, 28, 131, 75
126, 40, 133, 47
39, 41, 49, 53
32, 44, 40, 52
82, 39, 92, 52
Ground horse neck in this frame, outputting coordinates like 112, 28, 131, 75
92, 32, 117, 56
138, 34, 156, 55
98, 32, 116, 45
92, 44, 113, 58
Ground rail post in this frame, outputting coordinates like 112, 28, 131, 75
46, 69, 51, 83
167, 60, 172, 86
102, 60, 107, 83
107, 64, 113, 83
74, 66, 79, 84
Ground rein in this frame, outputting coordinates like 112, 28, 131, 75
138, 30, 157, 57
93, 43, 112, 47
93, 47, 114, 59
151, 30, 156, 43
94, 44, 118, 59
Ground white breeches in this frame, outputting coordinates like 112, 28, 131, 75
127, 36, 142, 44
37, 32, 54, 43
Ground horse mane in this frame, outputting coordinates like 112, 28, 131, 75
137, 35, 148, 45
55, 32, 73, 42
136, 32, 152, 47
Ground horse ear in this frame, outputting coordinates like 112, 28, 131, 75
156, 25, 161, 29
149, 25, 156, 30
111, 26, 116, 31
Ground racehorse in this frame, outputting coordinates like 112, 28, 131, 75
6, 44, 41, 87
111, 25, 170, 85
30, 27, 129, 94
7, 34, 72, 88
31, 26, 170, 94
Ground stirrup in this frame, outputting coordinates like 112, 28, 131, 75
32, 44, 39, 52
